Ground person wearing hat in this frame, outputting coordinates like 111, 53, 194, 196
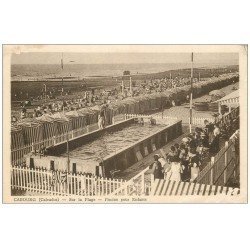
209, 124, 220, 155
151, 154, 164, 180
157, 153, 171, 179
166, 146, 177, 163
182, 137, 190, 148
200, 131, 209, 148
190, 156, 200, 182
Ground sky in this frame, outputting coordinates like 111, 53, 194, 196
11, 52, 239, 65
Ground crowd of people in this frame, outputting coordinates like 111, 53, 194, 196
150, 119, 226, 183
13, 75, 199, 122
140, 76, 199, 94
13, 90, 114, 122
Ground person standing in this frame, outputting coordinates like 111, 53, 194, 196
174, 143, 180, 157
98, 105, 106, 129
166, 146, 177, 163
211, 124, 220, 154
166, 156, 183, 182
190, 157, 200, 182
204, 120, 214, 143
151, 154, 164, 180
20, 108, 26, 119
11, 115, 17, 124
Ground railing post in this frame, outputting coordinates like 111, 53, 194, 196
124, 182, 128, 196
53, 136, 56, 145
150, 174, 154, 187
224, 141, 229, 185
87, 125, 89, 133
210, 157, 215, 185
141, 173, 145, 194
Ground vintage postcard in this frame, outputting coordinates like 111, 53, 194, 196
2, 44, 247, 203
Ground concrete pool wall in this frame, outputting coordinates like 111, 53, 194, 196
46, 118, 135, 156
39, 118, 182, 178
101, 120, 182, 178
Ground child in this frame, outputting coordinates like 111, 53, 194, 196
190, 157, 200, 182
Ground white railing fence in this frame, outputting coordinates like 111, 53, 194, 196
110, 166, 152, 196
188, 117, 215, 126
125, 113, 214, 126
125, 114, 178, 123
196, 130, 240, 186
11, 166, 126, 196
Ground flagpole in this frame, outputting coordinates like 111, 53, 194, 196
44, 84, 47, 103
61, 53, 64, 98
67, 121, 70, 172
189, 52, 194, 133
61, 52, 70, 172
129, 76, 132, 94
121, 80, 124, 96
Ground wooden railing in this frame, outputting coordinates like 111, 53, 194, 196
215, 106, 239, 126
196, 130, 239, 186
125, 113, 178, 123
188, 117, 215, 126
125, 113, 214, 126
11, 165, 125, 196
110, 166, 152, 196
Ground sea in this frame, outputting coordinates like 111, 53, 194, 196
11, 62, 225, 81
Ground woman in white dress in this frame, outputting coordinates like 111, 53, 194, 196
165, 156, 183, 181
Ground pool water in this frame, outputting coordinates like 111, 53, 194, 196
60, 123, 167, 163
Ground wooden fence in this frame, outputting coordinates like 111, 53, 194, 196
151, 178, 240, 196
188, 117, 214, 126
11, 165, 126, 196
196, 130, 239, 186
126, 106, 239, 127
215, 106, 239, 126
125, 113, 214, 126
125, 113, 178, 123
110, 166, 152, 196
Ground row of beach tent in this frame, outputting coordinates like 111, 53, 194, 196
11, 73, 239, 150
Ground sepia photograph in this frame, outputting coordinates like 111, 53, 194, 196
2, 44, 247, 203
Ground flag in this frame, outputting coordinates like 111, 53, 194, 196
191, 52, 194, 62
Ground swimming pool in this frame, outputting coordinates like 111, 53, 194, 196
60, 122, 167, 163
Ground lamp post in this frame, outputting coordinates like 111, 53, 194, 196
66, 121, 70, 172
61, 54, 76, 172
121, 80, 124, 95
61, 53, 64, 97
44, 84, 47, 103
